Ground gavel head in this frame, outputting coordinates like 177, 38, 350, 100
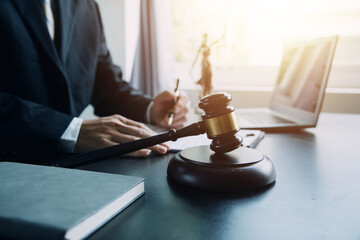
198, 92, 242, 153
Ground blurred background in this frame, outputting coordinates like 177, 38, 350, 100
92, 0, 360, 115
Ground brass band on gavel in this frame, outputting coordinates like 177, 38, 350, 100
202, 111, 239, 138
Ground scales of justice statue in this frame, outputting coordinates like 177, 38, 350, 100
191, 32, 225, 99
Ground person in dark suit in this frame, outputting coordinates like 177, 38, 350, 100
0, 0, 189, 160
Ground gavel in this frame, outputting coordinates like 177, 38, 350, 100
59, 92, 241, 167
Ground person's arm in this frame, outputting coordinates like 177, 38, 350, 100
0, 92, 73, 153
150, 91, 190, 129
72, 90, 190, 156
74, 114, 169, 156
90, 3, 152, 123
73, 2, 188, 156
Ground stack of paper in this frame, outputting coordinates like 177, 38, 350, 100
165, 130, 265, 152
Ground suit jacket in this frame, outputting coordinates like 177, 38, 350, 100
0, 0, 152, 156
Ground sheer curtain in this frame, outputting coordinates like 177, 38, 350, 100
130, 0, 175, 97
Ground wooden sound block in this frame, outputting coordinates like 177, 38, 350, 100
167, 146, 276, 191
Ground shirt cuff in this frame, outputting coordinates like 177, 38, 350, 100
146, 101, 154, 124
58, 117, 83, 153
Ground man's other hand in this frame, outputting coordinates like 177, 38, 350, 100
75, 115, 169, 156
150, 90, 190, 129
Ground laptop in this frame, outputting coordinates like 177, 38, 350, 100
237, 35, 338, 130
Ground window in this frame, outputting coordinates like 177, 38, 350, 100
97, 0, 140, 82
171, 0, 360, 90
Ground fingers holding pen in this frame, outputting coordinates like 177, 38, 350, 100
169, 91, 190, 127
174, 91, 190, 114
155, 92, 190, 129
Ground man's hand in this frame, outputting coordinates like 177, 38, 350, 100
75, 115, 169, 156
150, 90, 190, 129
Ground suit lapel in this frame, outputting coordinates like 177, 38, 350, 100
12, 0, 63, 71
57, 0, 79, 63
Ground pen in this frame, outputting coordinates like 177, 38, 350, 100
168, 78, 180, 126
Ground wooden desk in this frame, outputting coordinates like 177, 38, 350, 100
78, 113, 360, 240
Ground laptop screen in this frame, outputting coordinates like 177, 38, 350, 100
271, 36, 338, 115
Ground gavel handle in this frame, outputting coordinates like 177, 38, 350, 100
57, 121, 205, 167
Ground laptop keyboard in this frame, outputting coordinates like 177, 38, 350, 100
238, 112, 295, 125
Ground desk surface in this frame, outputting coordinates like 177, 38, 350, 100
79, 113, 360, 240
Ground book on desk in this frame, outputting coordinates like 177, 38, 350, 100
0, 162, 144, 240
